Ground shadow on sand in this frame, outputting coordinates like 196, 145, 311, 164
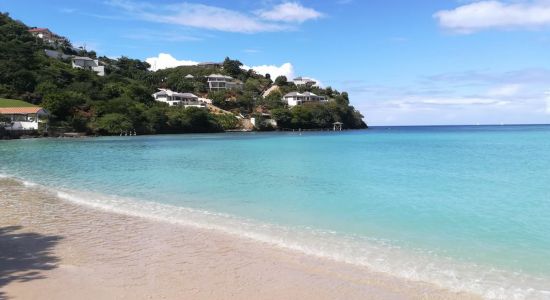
0, 226, 62, 300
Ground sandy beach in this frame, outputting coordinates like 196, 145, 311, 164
0, 178, 479, 300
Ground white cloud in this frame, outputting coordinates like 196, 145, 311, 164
124, 30, 201, 42
487, 84, 522, 97
256, 2, 324, 23
420, 98, 510, 106
241, 63, 295, 80
341, 67, 550, 125
145, 53, 198, 71
106, 0, 321, 33
391, 97, 510, 107
434, 1, 550, 33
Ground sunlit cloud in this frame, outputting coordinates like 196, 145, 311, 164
256, 2, 324, 23
435, 1, 550, 33
106, 0, 322, 33
242, 62, 295, 79
145, 53, 198, 71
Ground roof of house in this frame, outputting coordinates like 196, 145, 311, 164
198, 62, 222, 65
153, 89, 198, 98
0, 107, 47, 114
72, 56, 95, 61
185, 74, 194, 78
283, 92, 320, 97
179, 93, 199, 98
207, 74, 233, 79
28, 28, 49, 32
293, 77, 315, 82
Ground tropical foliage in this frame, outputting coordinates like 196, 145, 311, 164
0, 12, 366, 135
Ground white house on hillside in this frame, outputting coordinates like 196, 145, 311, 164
207, 74, 243, 91
293, 77, 317, 87
152, 89, 206, 108
0, 107, 49, 131
282, 92, 327, 107
28, 28, 66, 45
72, 56, 105, 76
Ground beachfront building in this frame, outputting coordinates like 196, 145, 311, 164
0, 107, 49, 131
207, 74, 243, 91
197, 62, 223, 69
28, 28, 66, 45
282, 92, 327, 107
72, 56, 105, 76
293, 77, 317, 87
152, 89, 206, 108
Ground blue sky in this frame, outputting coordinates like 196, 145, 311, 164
2, 0, 550, 125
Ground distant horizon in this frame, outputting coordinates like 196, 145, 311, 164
369, 123, 550, 127
2, 0, 550, 126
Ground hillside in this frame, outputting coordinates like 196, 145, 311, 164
0, 12, 367, 135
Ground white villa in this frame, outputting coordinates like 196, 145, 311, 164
0, 107, 49, 131
28, 28, 66, 45
152, 89, 206, 108
282, 92, 327, 107
207, 74, 243, 91
72, 56, 105, 76
293, 77, 317, 87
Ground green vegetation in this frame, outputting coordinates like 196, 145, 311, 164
0, 12, 366, 135
0, 98, 37, 107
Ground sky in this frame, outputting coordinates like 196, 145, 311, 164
2, 0, 550, 126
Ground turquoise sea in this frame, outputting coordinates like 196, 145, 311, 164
1, 125, 550, 298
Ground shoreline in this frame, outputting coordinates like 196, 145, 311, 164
0, 177, 478, 300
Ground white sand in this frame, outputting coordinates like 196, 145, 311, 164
0, 178, 479, 300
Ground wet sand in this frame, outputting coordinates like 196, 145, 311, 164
0, 178, 479, 300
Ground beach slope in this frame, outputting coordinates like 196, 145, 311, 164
0, 178, 478, 300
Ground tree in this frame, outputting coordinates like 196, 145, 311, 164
94, 113, 133, 135
167, 107, 221, 133
261, 90, 284, 110
223, 57, 243, 78
244, 78, 262, 93
213, 113, 239, 130
209, 90, 228, 107
274, 75, 288, 86
42, 91, 88, 120
270, 108, 292, 128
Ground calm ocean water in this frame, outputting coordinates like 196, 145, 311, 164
1, 125, 550, 298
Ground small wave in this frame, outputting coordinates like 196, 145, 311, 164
3, 177, 550, 299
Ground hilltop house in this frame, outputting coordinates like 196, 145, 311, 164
72, 56, 105, 76
293, 77, 317, 87
152, 89, 206, 108
28, 28, 66, 45
0, 106, 49, 131
207, 74, 243, 91
282, 92, 327, 107
197, 62, 223, 69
